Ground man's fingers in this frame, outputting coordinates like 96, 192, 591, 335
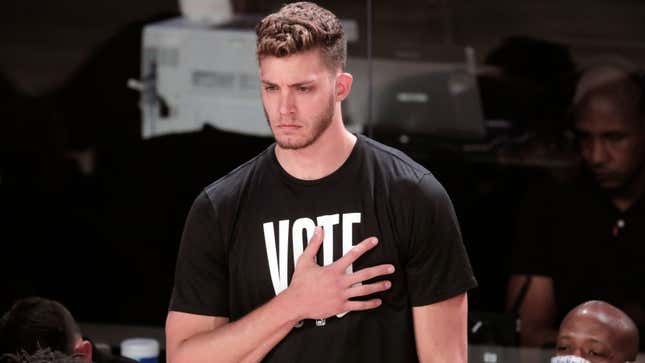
334, 237, 378, 270
344, 298, 382, 312
301, 226, 324, 260
346, 264, 395, 286
345, 280, 391, 299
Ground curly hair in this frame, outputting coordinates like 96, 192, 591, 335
256, 2, 346, 70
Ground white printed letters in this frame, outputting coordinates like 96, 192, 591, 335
262, 212, 361, 295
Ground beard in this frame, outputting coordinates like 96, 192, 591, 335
264, 94, 335, 150
594, 164, 645, 198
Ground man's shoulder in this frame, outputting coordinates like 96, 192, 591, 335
358, 134, 430, 180
356, 135, 453, 206
203, 145, 273, 201
522, 170, 600, 209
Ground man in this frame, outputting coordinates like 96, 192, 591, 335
165, 2, 477, 362
0, 297, 92, 362
2, 348, 86, 363
507, 66, 645, 348
552, 300, 639, 363
0, 297, 136, 363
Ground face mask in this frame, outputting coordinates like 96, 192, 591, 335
551, 356, 592, 363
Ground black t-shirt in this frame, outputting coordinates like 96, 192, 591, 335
511, 175, 645, 345
170, 134, 477, 362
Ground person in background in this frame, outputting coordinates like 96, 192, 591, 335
1, 348, 85, 363
0, 297, 136, 363
507, 64, 645, 349
165, 2, 476, 363
552, 300, 639, 363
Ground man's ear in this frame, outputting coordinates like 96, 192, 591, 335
335, 72, 353, 101
73, 339, 93, 363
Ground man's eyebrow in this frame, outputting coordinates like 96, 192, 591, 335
288, 80, 315, 87
260, 79, 317, 87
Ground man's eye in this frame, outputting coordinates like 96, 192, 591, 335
587, 349, 607, 358
556, 345, 570, 352
264, 86, 277, 92
297, 86, 310, 93
576, 135, 589, 143
605, 133, 625, 142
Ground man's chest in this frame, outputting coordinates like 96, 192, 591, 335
224, 191, 401, 318
550, 206, 645, 299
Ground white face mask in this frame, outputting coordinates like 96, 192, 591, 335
551, 356, 592, 363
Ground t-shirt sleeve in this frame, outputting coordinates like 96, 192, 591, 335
169, 190, 230, 317
401, 173, 477, 306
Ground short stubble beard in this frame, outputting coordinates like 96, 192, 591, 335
265, 93, 336, 150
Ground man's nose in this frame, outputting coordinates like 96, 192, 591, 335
572, 348, 586, 360
279, 90, 295, 115
585, 139, 608, 166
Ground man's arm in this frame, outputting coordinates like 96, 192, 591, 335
506, 274, 557, 347
166, 227, 395, 363
166, 299, 297, 363
412, 292, 469, 363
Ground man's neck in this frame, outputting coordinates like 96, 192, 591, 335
274, 121, 357, 181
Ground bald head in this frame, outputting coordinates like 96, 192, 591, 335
574, 76, 645, 128
555, 301, 639, 363
573, 65, 634, 105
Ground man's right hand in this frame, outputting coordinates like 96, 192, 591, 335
281, 226, 395, 321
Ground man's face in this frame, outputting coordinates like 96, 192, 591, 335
575, 100, 645, 191
259, 48, 337, 150
555, 312, 627, 363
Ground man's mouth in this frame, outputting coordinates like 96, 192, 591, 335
592, 169, 613, 179
277, 123, 301, 130
592, 170, 621, 186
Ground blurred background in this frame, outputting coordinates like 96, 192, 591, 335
1, 0, 644, 360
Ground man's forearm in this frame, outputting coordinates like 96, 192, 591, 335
239, 322, 294, 363
170, 293, 299, 363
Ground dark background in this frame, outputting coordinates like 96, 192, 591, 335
1, 0, 644, 329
